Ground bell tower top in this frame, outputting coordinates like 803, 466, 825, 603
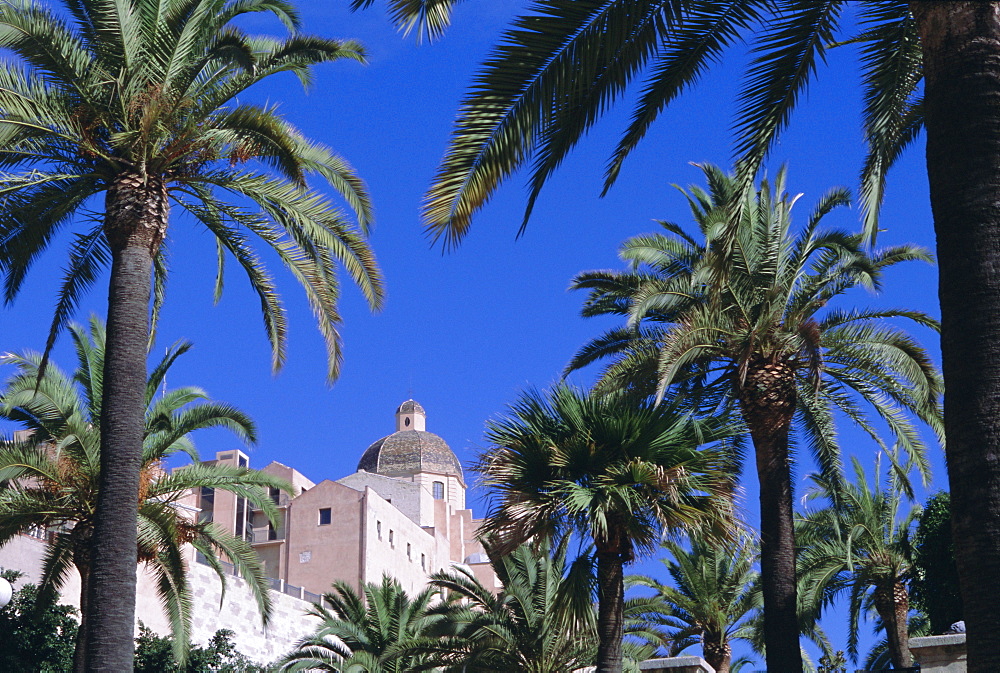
395, 399, 426, 432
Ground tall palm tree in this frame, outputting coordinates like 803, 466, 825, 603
631, 535, 760, 673
478, 384, 736, 673
277, 574, 444, 673
393, 3, 1000, 666
566, 165, 942, 671
0, 317, 289, 670
797, 455, 921, 669
421, 539, 597, 673
0, 1, 383, 666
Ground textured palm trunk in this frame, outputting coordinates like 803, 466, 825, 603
736, 358, 801, 673
911, 4, 1000, 671
595, 533, 626, 673
874, 580, 912, 669
84, 172, 168, 671
73, 560, 89, 673
702, 633, 730, 673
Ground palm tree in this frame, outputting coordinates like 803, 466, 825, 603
0, 317, 289, 670
566, 165, 942, 671
394, 3, 1000, 667
421, 539, 597, 673
797, 455, 921, 669
631, 535, 760, 673
0, 1, 383, 665
478, 384, 736, 673
277, 574, 444, 672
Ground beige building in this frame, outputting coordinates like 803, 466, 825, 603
0, 399, 497, 660
188, 399, 497, 598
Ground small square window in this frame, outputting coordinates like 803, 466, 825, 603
318, 508, 332, 525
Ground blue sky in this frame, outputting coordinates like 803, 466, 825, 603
0, 1, 944, 666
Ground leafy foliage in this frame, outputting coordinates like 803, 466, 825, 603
911, 491, 963, 634
797, 455, 920, 667
422, 539, 599, 672
277, 574, 445, 672
0, 318, 290, 662
0, 571, 78, 673
631, 534, 760, 672
421, 0, 920, 245
134, 625, 269, 673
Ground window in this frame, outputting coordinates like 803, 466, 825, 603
238, 455, 248, 468
389, 530, 394, 548
405, 417, 410, 427
421, 554, 426, 571
377, 521, 382, 540
318, 508, 332, 525
269, 487, 281, 504
407, 543, 412, 560
432, 481, 445, 500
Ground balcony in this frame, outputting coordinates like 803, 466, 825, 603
251, 492, 291, 510
248, 527, 285, 544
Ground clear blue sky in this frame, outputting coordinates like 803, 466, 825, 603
0, 1, 943, 667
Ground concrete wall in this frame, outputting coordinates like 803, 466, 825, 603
284, 480, 363, 595
0, 533, 318, 664
910, 634, 967, 673
360, 488, 439, 597
339, 470, 427, 526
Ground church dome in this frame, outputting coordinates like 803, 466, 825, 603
357, 400, 464, 484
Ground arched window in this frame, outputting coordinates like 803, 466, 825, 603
432, 481, 445, 500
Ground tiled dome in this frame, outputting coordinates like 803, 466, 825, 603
357, 401, 464, 483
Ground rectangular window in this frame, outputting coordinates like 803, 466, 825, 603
269, 487, 281, 504
318, 508, 332, 525
432, 481, 445, 500
377, 521, 382, 540
421, 554, 426, 571
238, 455, 248, 468
389, 530, 394, 548
407, 543, 412, 560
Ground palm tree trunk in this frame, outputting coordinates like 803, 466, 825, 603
595, 541, 625, 673
911, 4, 1000, 671
737, 359, 802, 673
874, 581, 912, 669
74, 561, 90, 673
84, 172, 168, 671
702, 633, 730, 673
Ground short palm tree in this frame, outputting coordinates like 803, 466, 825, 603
277, 574, 443, 673
797, 455, 921, 669
632, 535, 760, 673
0, 1, 383, 665
422, 538, 597, 673
478, 384, 736, 673
566, 164, 942, 671
0, 317, 288, 670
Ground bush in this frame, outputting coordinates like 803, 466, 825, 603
0, 569, 79, 672
134, 624, 271, 672
911, 492, 964, 633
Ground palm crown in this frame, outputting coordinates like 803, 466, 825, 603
0, 317, 290, 665
0, 0, 383, 378
568, 164, 942, 490
797, 455, 921, 668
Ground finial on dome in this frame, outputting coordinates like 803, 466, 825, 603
395, 399, 426, 431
